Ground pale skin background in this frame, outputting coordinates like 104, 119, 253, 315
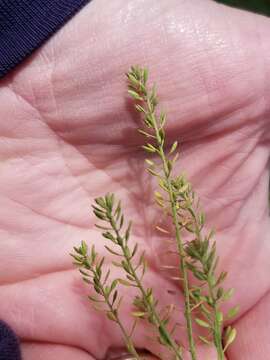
0, 0, 270, 359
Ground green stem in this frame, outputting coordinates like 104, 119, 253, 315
101, 279, 141, 360
110, 219, 183, 360
213, 308, 224, 360
190, 206, 224, 360
207, 283, 224, 360
152, 125, 197, 360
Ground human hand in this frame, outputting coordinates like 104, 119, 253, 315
0, 0, 269, 359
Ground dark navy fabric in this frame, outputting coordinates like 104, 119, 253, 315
0, 321, 21, 360
0, 0, 91, 356
0, 0, 91, 78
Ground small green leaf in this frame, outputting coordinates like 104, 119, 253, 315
112, 261, 122, 268
110, 279, 118, 291
216, 271, 227, 286
128, 89, 143, 101
138, 129, 153, 138
208, 274, 216, 288
126, 274, 134, 281
223, 288, 234, 301
169, 141, 178, 155
172, 152, 179, 164
114, 200, 121, 219
198, 335, 211, 345
105, 193, 114, 211
207, 228, 215, 240
199, 212, 205, 227
135, 104, 146, 113
147, 168, 159, 177
112, 290, 118, 305
94, 284, 101, 294
118, 279, 133, 287
125, 221, 132, 242
216, 287, 224, 300
145, 158, 155, 167
90, 245, 97, 263
143, 68, 148, 84
102, 232, 115, 242
121, 260, 130, 273
131, 243, 138, 258
226, 305, 240, 320
158, 326, 172, 346
132, 311, 146, 318
216, 311, 223, 323
94, 197, 106, 209
70, 253, 82, 263
88, 295, 103, 303
142, 144, 156, 153
193, 271, 207, 281
159, 178, 168, 192
224, 327, 237, 351
104, 245, 121, 256
178, 183, 189, 193
159, 111, 166, 128
166, 160, 172, 176
147, 292, 154, 306
79, 269, 90, 277
104, 269, 110, 284
107, 311, 117, 322
104, 285, 110, 296
73, 246, 81, 254
119, 214, 124, 230
124, 246, 131, 258
158, 128, 165, 143
97, 257, 105, 270
80, 241, 88, 256
93, 209, 107, 220
82, 277, 92, 284
127, 73, 139, 85
195, 318, 211, 328
145, 114, 154, 128
95, 224, 111, 231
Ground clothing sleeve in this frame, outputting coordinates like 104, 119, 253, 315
0, 321, 21, 360
0, 0, 91, 79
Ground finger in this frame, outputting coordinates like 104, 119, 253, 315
0, 266, 184, 359
21, 342, 95, 360
226, 290, 270, 360
106, 348, 158, 359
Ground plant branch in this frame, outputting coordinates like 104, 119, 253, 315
71, 242, 140, 359
127, 66, 197, 360
93, 194, 183, 359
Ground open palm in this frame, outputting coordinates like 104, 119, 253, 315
0, 0, 269, 359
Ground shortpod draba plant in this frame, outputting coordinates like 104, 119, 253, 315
71, 66, 239, 360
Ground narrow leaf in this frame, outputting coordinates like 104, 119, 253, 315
169, 141, 178, 155
104, 245, 122, 256
224, 327, 237, 351
198, 335, 211, 345
118, 279, 134, 287
142, 144, 156, 153
223, 288, 235, 301
195, 318, 211, 328
128, 89, 143, 101
158, 326, 172, 346
226, 305, 240, 320
107, 311, 117, 322
132, 311, 146, 318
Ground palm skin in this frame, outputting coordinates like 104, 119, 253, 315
0, 0, 270, 359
